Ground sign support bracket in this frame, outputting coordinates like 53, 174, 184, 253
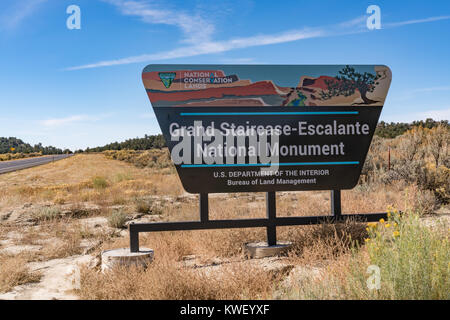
331, 190, 342, 219
200, 193, 209, 222
266, 191, 277, 246
129, 189, 387, 253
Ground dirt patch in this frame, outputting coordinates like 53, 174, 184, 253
0, 254, 95, 300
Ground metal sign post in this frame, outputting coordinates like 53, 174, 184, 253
266, 191, 277, 247
130, 190, 386, 252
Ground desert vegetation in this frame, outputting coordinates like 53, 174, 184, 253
375, 118, 448, 138
0, 122, 448, 300
0, 137, 70, 156
103, 149, 174, 171
0, 152, 44, 162
362, 124, 449, 209
281, 209, 449, 299
80, 134, 166, 153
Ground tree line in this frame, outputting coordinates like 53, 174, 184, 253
76, 134, 166, 153
0, 137, 71, 155
375, 119, 449, 139
2, 120, 447, 155
82, 120, 448, 152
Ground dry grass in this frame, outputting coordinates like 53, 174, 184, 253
107, 210, 128, 229
78, 207, 369, 300
1, 151, 448, 299
0, 153, 429, 218
0, 254, 41, 293
0, 152, 424, 263
103, 149, 174, 170
38, 223, 85, 260
282, 211, 449, 300
0, 154, 184, 209
79, 255, 277, 300
3, 218, 112, 262
0, 152, 42, 162
91, 200, 367, 269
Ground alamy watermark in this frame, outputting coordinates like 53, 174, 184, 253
170, 121, 280, 172
65, 5, 379, 31
66, 5, 81, 30
366, 265, 381, 290
367, 5, 381, 30
66, 265, 81, 290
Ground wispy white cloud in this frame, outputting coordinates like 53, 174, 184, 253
40, 114, 112, 127
415, 107, 450, 121
409, 86, 450, 93
66, 11, 450, 71
103, 0, 215, 44
382, 107, 450, 123
66, 27, 328, 70
41, 115, 90, 127
219, 57, 259, 64
384, 15, 450, 28
0, 0, 47, 30
393, 85, 450, 102
337, 16, 367, 29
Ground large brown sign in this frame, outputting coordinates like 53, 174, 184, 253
142, 65, 392, 194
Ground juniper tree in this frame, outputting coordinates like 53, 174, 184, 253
320, 65, 381, 105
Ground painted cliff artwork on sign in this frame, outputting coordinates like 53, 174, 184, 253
142, 65, 392, 107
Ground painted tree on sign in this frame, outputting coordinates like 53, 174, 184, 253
320, 65, 381, 105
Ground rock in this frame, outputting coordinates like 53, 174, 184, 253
131, 213, 145, 220
119, 229, 128, 237
0, 211, 13, 221
88, 255, 101, 269
0, 255, 95, 300
80, 216, 109, 229
181, 255, 198, 267
125, 215, 162, 225
182, 255, 294, 280
6, 231, 22, 240
282, 265, 322, 288
420, 213, 450, 228
0, 244, 42, 255
251, 257, 295, 276
79, 239, 101, 255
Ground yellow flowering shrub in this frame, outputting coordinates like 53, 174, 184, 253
362, 207, 449, 299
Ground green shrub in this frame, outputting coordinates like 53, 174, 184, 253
103, 149, 173, 170
362, 210, 449, 299
108, 210, 128, 229
34, 207, 62, 221
115, 172, 133, 183
92, 176, 108, 189
135, 199, 153, 214
135, 198, 164, 215
283, 209, 449, 300
413, 189, 438, 215
151, 205, 163, 215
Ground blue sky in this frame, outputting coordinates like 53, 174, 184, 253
1, 0, 449, 150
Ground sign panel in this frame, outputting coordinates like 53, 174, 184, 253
142, 65, 392, 194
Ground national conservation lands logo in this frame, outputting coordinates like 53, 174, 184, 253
159, 72, 176, 88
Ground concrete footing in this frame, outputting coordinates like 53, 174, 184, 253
244, 241, 292, 259
101, 248, 154, 272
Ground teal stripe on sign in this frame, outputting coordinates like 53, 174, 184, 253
180, 111, 358, 116
181, 161, 359, 168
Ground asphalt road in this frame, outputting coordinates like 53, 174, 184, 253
0, 154, 73, 174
